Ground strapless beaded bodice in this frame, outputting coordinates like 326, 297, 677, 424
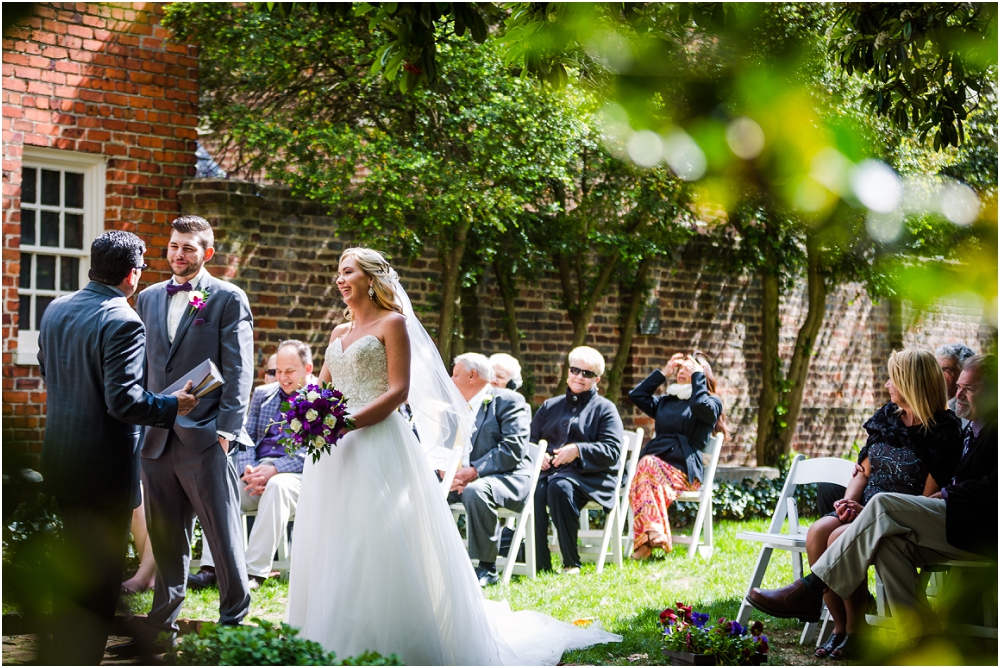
324, 335, 389, 408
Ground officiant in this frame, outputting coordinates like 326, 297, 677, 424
191, 340, 313, 590
448, 353, 533, 587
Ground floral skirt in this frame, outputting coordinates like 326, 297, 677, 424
629, 456, 700, 552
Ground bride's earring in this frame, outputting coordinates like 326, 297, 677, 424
368, 285, 375, 299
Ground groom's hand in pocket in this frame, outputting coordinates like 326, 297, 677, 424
219, 436, 229, 454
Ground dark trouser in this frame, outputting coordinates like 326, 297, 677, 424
534, 475, 593, 571
141, 433, 249, 639
448, 473, 528, 564
38, 497, 131, 665
816, 482, 847, 516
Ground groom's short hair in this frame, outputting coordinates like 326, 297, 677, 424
171, 215, 214, 250
88, 230, 146, 285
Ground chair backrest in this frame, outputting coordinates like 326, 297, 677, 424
765, 454, 857, 533
439, 441, 465, 497
699, 432, 724, 495
619, 428, 645, 500
524, 440, 547, 491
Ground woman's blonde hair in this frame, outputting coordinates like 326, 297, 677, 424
339, 248, 403, 321
887, 349, 948, 428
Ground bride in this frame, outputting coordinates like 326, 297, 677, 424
286, 248, 621, 665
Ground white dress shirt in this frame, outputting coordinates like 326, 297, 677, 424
464, 385, 492, 467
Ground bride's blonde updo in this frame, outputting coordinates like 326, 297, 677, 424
340, 247, 403, 321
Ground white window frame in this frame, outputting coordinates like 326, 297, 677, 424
17, 147, 106, 365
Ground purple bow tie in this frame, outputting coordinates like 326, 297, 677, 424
166, 282, 194, 296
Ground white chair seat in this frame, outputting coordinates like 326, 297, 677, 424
671, 433, 724, 560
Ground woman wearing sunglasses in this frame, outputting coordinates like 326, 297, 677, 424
530, 346, 625, 574
628, 352, 728, 559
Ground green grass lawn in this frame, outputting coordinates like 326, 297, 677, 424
120, 518, 829, 664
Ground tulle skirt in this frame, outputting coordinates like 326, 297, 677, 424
285, 411, 620, 665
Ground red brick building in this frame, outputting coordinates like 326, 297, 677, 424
3, 2, 199, 454
3, 3, 995, 468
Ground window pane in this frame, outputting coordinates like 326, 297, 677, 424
40, 211, 60, 247
65, 213, 84, 249
21, 209, 36, 246
19, 253, 31, 289
36, 255, 56, 290
41, 169, 61, 206
60, 257, 79, 291
64, 172, 84, 208
22, 168, 37, 204
36, 296, 54, 330
19, 295, 31, 331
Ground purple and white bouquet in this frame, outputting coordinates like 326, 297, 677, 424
279, 382, 354, 463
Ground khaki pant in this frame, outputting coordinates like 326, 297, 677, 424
811, 492, 983, 639
203, 466, 300, 578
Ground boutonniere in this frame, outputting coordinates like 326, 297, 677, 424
188, 288, 209, 316
481, 396, 493, 407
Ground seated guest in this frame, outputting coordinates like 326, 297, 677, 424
189, 340, 314, 591
802, 349, 962, 659
531, 346, 624, 574
261, 353, 278, 386
627, 351, 727, 559
748, 354, 996, 651
448, 353, 533, 586
489, 353, 524, 391
936, 343, 976, 419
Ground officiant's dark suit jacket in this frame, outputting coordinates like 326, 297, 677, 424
136, 273, 254, 454
37, 281, 178, 509
469, 386, 533, 497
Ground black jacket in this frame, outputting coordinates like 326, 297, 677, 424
530, 388, 624, 510
944, 418, 997, 558
628, 370, 722, 484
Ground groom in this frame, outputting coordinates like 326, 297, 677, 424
449, 353, 532, 586
131, 215, 255, 649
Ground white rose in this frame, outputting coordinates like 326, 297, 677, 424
307, 391, 321, 401
289, 418, 302, 432
312, 435, 325, 448
323, 414, 336, 427
323, 428, 332, 437
306, 409, 319, 422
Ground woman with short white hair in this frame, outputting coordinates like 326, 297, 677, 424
489, 353, 522, 391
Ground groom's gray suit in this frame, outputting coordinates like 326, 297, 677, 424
448, 387, 532, 563
137, 268, 254, 634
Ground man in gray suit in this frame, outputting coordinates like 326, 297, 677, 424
131, 215, 255, 647
449, 353, 532, 587
37, 230, 196, 664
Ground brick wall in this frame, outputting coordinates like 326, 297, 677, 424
2, 3, 199, 455
186, 179, 997, 465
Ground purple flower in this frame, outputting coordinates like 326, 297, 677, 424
691, 612, 710, 628
728, 621, 744, 636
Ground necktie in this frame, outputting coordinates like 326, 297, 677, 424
166, 282, 193, 296
962, 425, 975, 458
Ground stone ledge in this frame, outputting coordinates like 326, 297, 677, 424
714, 466, 780, 483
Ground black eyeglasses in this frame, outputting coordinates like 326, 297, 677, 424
264, 368, 277, 377
568, 366, 598, 379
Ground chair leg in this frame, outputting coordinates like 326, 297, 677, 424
687, 498, 709, 561
525, 513, 536, 579
701, 499, 714, 559
502, 513, 528, 585
595, 506, 615, 574
737, 547, 774, 626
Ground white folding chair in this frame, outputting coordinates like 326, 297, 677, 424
867, 560, 998, 640
439, 439, 465, 497
240, 507, 295, 574
734, 454, 855, 645
450, 440, 547, 584
558, 428, 644, 574
672, 432, 724, 560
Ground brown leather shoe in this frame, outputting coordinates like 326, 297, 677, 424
186, 566, 217, 590
746, 579, 823, 622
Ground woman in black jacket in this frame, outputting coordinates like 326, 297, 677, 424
627, 352, 727, 559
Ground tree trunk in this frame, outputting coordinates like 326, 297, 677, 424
605, 257, 652, 405
756, 270, 782, 466
553, 249, 620, 394
436, 220, 469, 365
777, 236, 829, 455
492, 260, 523, 362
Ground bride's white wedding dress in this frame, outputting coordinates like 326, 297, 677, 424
285, 334, 621, 665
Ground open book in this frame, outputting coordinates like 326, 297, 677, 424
161, 359, 225, 398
